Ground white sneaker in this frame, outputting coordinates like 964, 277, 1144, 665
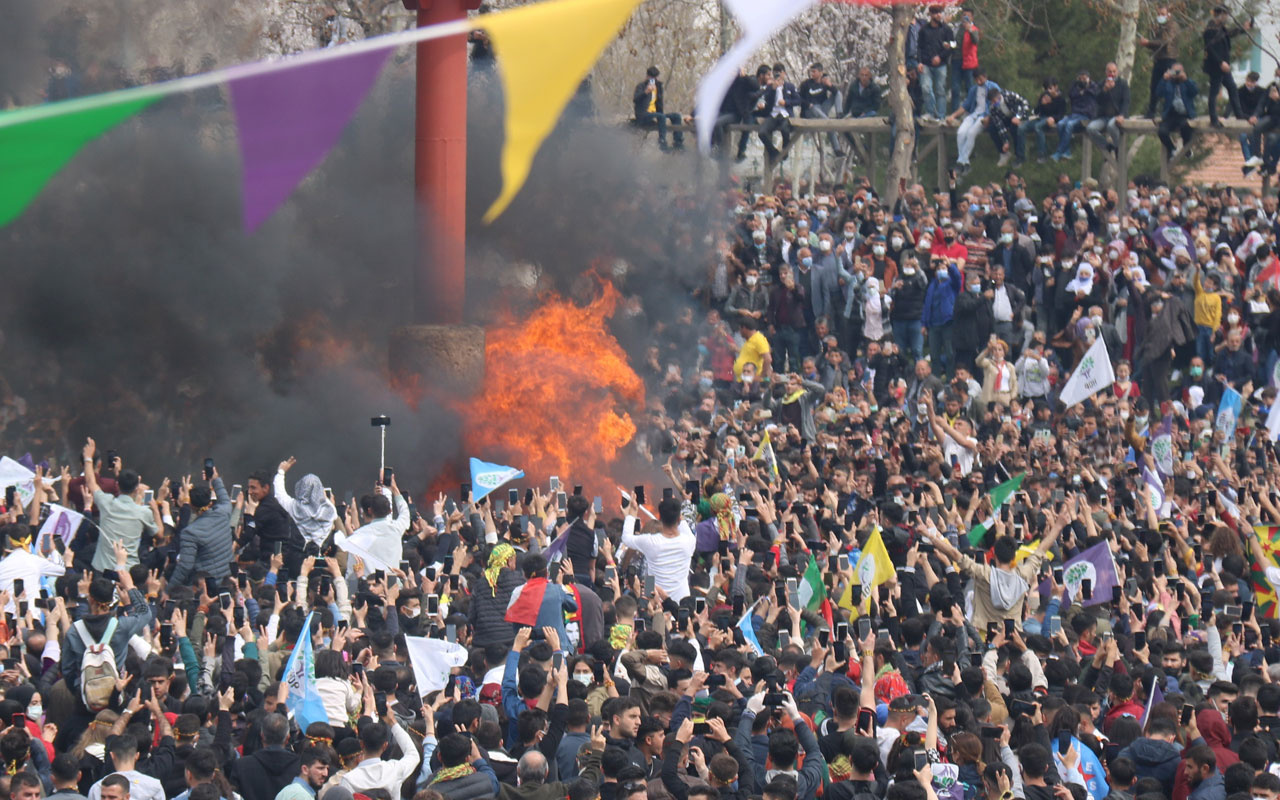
1245, 155, 1264, 167
997, 151, 1012, 166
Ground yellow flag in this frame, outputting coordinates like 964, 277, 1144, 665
480, 0, 643, 222
838, 526, 896, 613
1014, 540, 1053, 564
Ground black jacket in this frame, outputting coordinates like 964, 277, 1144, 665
952, 289, 994, 350
243, 496, 302, 557
227, 746, 301, 800
634, 78, 667, 118
1202, 23, 1244, 72
565, 518, 597, 578
844, 80, 882, 117
798, 78, 835, 109
724, 74, 762, 118
917, 21, 954, 65
889, 269, 928, 321
469, 568, 523, 648
1097, 77, 1131, 117
989, 242, 1033, 291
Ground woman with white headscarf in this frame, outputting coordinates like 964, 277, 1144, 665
274, 457, 337, 548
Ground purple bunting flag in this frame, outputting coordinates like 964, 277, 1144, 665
229, 47, 391, 232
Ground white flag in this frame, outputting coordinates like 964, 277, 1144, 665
334, 525, 401, 573
1058, 338, 1115, 408
405, 635, 469, 694
1267, 400, 1280, 442
38, 503, 84, 548
694, 0, 818, 153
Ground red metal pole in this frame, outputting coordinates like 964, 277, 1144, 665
414, 0, 471, 325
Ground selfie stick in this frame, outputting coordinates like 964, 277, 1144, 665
380, 424, 387, 478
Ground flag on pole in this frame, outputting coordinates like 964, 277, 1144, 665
1250, 526, 1280, 618
1151, 416, 1175, 477
1217, 385, 1243, 440
752, 431, 779, 481
966, 473, 1025, 546
1141, 679, 1164, 727
282, 612, 328, 731
469, 458, 524, 503
1037, 541, 1119, 608
1053, 735, 1110, 800
1141, 465, 1168, 519
797, 553, 826, 612
1059, 338, 1115, 408
404, 635, 470, 694
37, 503, 84, 548
838, 526, 894, 613
737, 597, 764, 655
1266, 399, 1280, 442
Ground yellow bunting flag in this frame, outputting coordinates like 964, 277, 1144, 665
479, 0, 643, 222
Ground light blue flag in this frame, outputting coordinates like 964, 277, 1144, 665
469, 458, 525, 503
1053, 735, 1110, 800
1217, 386, 1243, 440
282, 611, 327, 731
737, 598, 763, 656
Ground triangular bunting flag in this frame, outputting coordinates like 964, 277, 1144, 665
479, 0, 644, 222
229, 47, 391, 231
0, 96, 159, 225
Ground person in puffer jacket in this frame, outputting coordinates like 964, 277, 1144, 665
1117, 715, 1183, 796
468, 544, 521, 648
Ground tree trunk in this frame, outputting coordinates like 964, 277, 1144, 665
1114, 0, 1140, 83
885, 3, 915, 208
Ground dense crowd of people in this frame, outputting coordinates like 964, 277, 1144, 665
633, 4, 1280, 175
0, 10, 1279, 800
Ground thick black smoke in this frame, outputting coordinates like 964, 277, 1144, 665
0, 25, 718, 494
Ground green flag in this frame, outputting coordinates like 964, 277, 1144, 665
966, 472, 1026, 547
0, 95, 159, 225
798, 553, 826, 612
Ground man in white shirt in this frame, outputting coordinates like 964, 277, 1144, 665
339, 709, 421, 800
337, 476, 410, 573
620, 499, 696, 602
88, 736, 165, 800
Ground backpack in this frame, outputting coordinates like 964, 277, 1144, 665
74, 617, 119, 712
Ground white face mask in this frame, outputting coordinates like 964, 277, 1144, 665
891, 236, 904, 248
26, 705, 41, 720
1156, 14, 1168, 23
1001, 232, 1014, 244
573, 674, 593, 687
903, 267, 916, 275
746, 276, 758, 287
404, 607, 421, 618
873, 245, 886, 256
819, 240, 832, 252
1228, 313, 1240, 323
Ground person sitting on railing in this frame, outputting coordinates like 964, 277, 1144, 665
1050, 69, 1099, 162
1155, 62, 1199, 160
944, 69, 999, 176
799, 62, 846, 156
1246, 80, 1280, 177
1085, 62, 1131, 160
843, 67, 881, 119
985, 84, 1030, 168
1239, 71, 1266, 175
1026, 76, 1066, 163
759, 63, 801, 166
632, 66, 685, 152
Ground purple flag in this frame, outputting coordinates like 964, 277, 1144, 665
1141, 679, 1163, 727
544, 527, 570, 561
229, 48, 390, 231
1038, 541, 1119, 608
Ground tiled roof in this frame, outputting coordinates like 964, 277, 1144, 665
1182, 132, 1265, 190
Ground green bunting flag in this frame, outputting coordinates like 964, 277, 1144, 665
0, 96, 159, 225
966, 472, 1026, 547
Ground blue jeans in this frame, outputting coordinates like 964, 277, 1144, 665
1053, 113, 1089, 156
950, 66, 975, 114
893, 319, 925, 362
635, 112, 684, 147
1026, 117, 1054, 157
1196, 324, 1215, 366
919, 63, 948, 118
773, 325, 804, 373
927, 321, 954, 376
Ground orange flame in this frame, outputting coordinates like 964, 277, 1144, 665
464, 279, 644, 490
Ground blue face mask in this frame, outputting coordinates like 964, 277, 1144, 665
801, 257, 813, 267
